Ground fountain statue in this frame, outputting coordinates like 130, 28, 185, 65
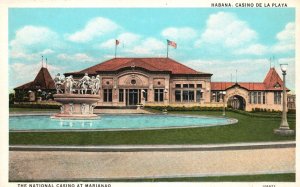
52, 73, 101, 119
53, 73, 64, 94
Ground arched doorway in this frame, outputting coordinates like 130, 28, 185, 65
227, 95, 246, 110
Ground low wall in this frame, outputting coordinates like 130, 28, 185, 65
147, 102, 224, 108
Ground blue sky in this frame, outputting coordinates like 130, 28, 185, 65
9, 8, 295, 92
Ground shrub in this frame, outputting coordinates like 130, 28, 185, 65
9, 93, 15, 105
288, 109, 296, 114
10, 103, 60, 109
145, 105, 225, 112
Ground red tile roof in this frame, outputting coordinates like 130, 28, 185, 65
263, 68, 284, 90
14, 67, 55, 90
211, 68, 286, 91
211, 82, 266, 90
68, 58, 210, 75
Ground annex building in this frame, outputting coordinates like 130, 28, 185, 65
14, 67, 56, 102
62, 57, 288, 111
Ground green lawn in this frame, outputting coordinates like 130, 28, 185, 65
9, 107, 59, 113
96, 173, 296, 182
11, 173, 295, 182
9, 110, 295, 145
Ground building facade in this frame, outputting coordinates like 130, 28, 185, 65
65, 58, 212, 107
210, 68, 288, 111
287, 94, 296, 110
64, 57, 289, 111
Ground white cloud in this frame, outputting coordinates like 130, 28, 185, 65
103, 54, 116, 59
10, 26, 58, 60
57, 53, 96, 63
67, 17, 119, 43
272, 22, 295, 53
10, 48, 55, 61
184, 57, 295, 91
10, 51, 38, 60
10, 25, 59, 62
196, 12, 257, 48
231, 22, 295, 56
185, 58, 269, 80
97, 34, 166, 56
161, 27, 197, 41
10, 26, 58, 49
40, 49, 55, 55
98, 39, 116, 49
234, 44, 268, 56
124, 37, 165, 55
11, 63, 33, 78
118, 32, 140, 46
276, 22, 295, 42
98, 32, 140, 49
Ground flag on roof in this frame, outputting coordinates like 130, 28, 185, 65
167, 39, 177, 48
116, 39, 120, 46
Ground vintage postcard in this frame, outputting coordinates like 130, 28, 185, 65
0, 0, 298, 187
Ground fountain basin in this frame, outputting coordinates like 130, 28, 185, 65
9, 114, 238, 131
53, 94, 100, 119
54, 94, 100, 104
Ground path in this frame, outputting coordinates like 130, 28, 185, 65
9, 142, 295, 181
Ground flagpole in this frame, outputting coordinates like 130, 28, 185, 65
166, 40, 169, 58
41, 56, 44, 68
115, 42, 117, 58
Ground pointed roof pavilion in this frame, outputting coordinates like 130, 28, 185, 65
211, 68, 287, 91
14, 67, 55, 90
263, 67, 284, 90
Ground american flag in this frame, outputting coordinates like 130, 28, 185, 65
116, 39, 120, 46
167, 39, 177, 48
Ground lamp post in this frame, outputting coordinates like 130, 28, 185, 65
164, 89, 168, 100
200, 89, 204, 104
274, 64, 294, 136
141, 89, 146, 106
164, 89, 168, 105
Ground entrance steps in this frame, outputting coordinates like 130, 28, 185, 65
94, 108, 152, 114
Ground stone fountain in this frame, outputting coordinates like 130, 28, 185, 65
52, 73, 101, 119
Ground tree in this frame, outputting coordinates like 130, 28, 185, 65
9, 93, 15, 105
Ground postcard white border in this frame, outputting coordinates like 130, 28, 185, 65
1, 0, 299, 187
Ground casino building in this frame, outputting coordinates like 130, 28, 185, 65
64, 57, 288, 111
65, 58, 212, 107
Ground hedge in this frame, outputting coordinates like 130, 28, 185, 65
145, 105, 224, 112
144, 106, 295, 119
9, 103, 61, 109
